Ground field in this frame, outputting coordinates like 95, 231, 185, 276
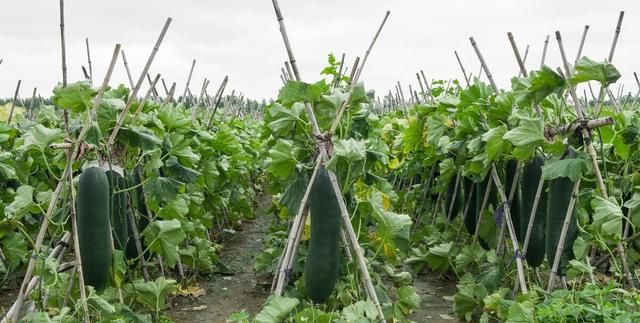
1, 1, 639, 323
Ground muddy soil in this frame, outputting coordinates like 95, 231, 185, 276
170, 193, 461, 323
169, 195, 272, 323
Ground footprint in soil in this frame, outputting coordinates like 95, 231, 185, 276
170, 195, 273, 323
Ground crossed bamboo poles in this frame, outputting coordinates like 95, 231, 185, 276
268, 0, 392, 320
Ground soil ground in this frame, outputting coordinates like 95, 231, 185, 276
169, 193, 460, 323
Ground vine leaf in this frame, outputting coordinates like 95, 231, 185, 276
570, 57, 621, 86
143, 219, 186, 267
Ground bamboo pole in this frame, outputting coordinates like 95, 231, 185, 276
207, 76, 229, 129
3, 233, 71, 322
109, 18, 172, 147
7, 80, 21, 125
121, 50, 135, 89
472, 176, 493, 244
182, 59, 196, 101
470, 36, 528, 292
161, 78, 170, 96
594, 11, 624, 116
540, 35, 550, 68
85, 38, 93, 83
271, 1, 389, 320
59, 0, 67, 86
556, 30, 633, 287
574, 25, 590, 65
132, 74, 161, 122
147, 73, 160, 101
27, 87, 37, 120
454, 50, 470, 87
334, 53, 346, 88
547, 179, 581, 292
68, 164, 90, 322
446, 172, 461, 222
6, 44, 121, 323
420, 70, 436, 103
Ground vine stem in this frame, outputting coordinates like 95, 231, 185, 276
270, 1, 389, 320
3, 44, 121, 323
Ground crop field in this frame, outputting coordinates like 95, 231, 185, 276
1, 1, 639, 322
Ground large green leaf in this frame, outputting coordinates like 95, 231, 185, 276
4, 185, 39, 220
254, 295, 300, 323
278, 80, 329, 106
144, 177, 184, 203
52, 81, 98, 113
117, 126, 162, 151
570, 57, 621, 86
266, 139, 300, 181
590, 196, 623, 243
1, 232, 28, 268
126, 277, 177, 312
142, 220, 186, 267
22, 124, 64, 151
541, 158, 588, 181
503, 117, 546, 160
375, 210, 412, 259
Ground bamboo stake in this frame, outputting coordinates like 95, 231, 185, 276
454, 50, 470, 87
547, 179, 581, 292
163, 82, 177, 105
207, 76, 229, 129
334, 53, 346, 88
68, 165, 90, 322
470, 36, 528, 292
27, 87, 37, 120
556, 30, 633, 287
3, 233, 71, 322
182, 59, 196, 101
420, 70, 436, 103
271, 1, 388, 319
108, 18, 172, 147
161, 78, 170, 95
7, 80, 21, 125
59, 0, 67, 85
121, 50, 135, 89
490, 167, 528, 293
594, 11, 624, 115
85, 38, 93, 83
7, 43, 121, 323
574, 25, 590, 65
472, 176, 493, 244
455, 183, 475, 244
147, 73, 160, 101
284, 61, 294, 81
446, 172, 461, 222
274, 160, 321, 294
132, 74, 161, 122
518, 45, 530, 77
540, 35, 550, 68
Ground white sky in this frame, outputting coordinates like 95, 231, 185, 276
0, 0, 638, 101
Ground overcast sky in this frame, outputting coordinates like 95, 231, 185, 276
0, 0, 638, 101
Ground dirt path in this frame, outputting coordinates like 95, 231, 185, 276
170, 195, 272, 323
410, 272, 461, 323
